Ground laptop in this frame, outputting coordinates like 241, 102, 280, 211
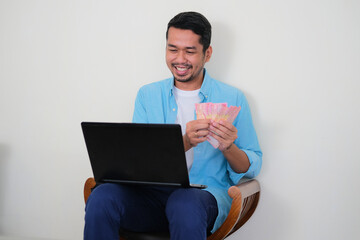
81, 122, 207, 189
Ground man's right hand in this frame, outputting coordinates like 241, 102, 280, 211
183, 119, 211, 151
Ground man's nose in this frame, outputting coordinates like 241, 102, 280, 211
176, 51, 186, 63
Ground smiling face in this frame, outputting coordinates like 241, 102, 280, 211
166, 27, 212, 90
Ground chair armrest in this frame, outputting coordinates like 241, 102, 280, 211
208, 179, 261, 240
84, 177, 96, 204
230, 179, 261, 235
233, 178, 260, 199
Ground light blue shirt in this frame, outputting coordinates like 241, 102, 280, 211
132, 69, 262, 232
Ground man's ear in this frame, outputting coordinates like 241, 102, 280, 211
205, 46, 213, 63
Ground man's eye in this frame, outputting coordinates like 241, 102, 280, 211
169, 49, 177, 52
187, 51, 195, 54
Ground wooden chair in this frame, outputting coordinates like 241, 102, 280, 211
84, 178, 260, 240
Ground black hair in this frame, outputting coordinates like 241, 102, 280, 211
166, 12, 212, 53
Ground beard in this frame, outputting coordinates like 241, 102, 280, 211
174, 75, 193, 83
172, 64, 205, 84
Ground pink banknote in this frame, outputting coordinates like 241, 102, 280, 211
195, 103, 241, 148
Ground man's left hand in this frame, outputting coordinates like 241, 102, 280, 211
208, 120, 238, 152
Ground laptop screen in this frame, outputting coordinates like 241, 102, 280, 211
81, 122, 191, 187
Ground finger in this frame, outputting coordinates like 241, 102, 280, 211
196, 119, 211, 124
191, 130, 209, 142
189, 119, 211, 126
209, 129, 227, 142
219, 120, 235, 130
207, 132, 228, 146
208, 131, 233, 148
194, 119, 211, 128
210, 125, 237, 145
196, 129, 210, 138
187, 120, 210, 132
209, 123, 229, 138
216, 120, 237, 132
196, 124, 211, 132
192, 135, 208, 144
211, 121, 236, 136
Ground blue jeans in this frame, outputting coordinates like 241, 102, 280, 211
84, 183, 218, 240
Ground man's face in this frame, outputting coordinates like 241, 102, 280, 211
166, 27, 212, 89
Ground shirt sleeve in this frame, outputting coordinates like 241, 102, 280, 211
227, 93, 262, 184
132, 87, 148, 123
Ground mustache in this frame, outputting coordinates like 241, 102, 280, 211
172, 63, 192, 68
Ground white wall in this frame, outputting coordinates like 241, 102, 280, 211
0, 0, 359, 239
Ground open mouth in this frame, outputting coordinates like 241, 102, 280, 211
174, 64, 191, 75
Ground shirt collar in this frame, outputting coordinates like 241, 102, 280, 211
169, 68, 212, 101
199, 69, 211, 101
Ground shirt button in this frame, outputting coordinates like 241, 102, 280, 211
173, 108, 176, 111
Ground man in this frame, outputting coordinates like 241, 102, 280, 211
84, 12, 262, 240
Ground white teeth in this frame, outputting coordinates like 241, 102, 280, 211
176, 66, 187, 71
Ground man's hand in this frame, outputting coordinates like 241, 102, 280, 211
183, 119, 211, 151
208, 120, 238, 152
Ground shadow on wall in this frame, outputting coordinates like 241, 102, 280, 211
0, 144, 10, 234
206, 20, 288, 238
206, 20, 264, 153
206, 21, 236, 82
248, 186, 295, 239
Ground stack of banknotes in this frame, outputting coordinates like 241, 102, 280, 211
195, 103, 241, 148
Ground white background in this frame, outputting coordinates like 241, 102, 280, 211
1, 0, 359, 239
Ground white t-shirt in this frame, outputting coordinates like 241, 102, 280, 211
173, 86, 201, 171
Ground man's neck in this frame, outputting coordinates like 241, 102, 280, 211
174, 70, 204, 91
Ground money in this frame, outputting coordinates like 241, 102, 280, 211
195, 103, 241, 148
